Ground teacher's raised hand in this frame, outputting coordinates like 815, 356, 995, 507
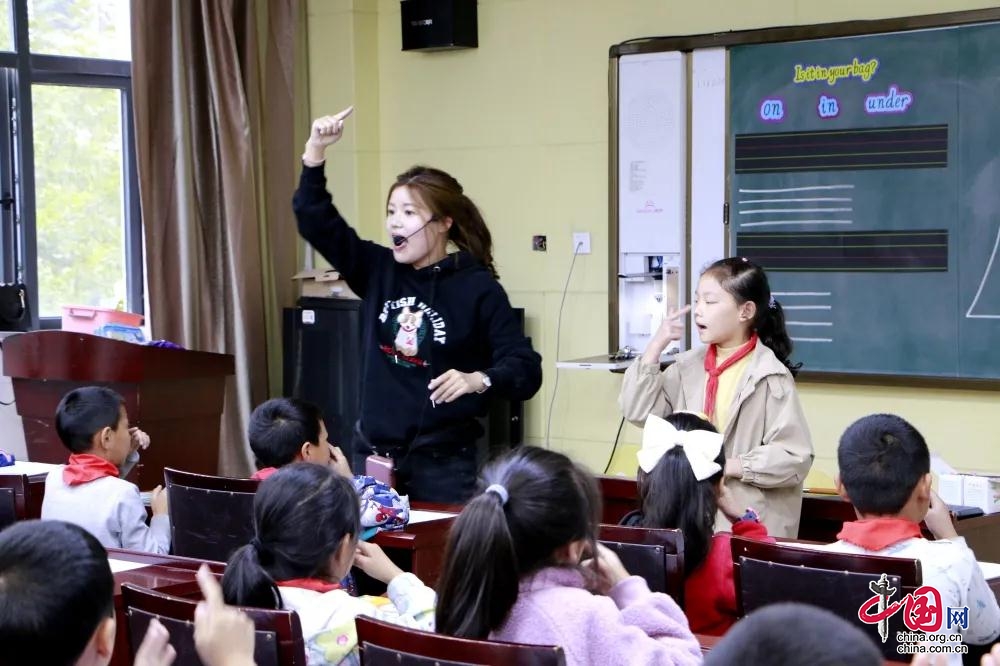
303, 106, 354, 164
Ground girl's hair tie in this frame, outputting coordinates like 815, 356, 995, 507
484, 483, 509, 506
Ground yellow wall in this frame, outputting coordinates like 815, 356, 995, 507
306, 0, 1000, 481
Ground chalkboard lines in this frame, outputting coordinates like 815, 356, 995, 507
736, 230, 949, 272
734, 125, 949, 173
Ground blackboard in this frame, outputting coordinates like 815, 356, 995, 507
729, 24, 1000, 379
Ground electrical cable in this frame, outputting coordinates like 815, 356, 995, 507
544, 241, 583, 447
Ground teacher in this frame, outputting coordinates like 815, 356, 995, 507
293, 107, 542, 503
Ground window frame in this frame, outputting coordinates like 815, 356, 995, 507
4, 0, 140, 330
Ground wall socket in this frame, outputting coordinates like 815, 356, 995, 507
572, 232, 591, 254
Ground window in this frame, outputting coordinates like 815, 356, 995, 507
0, 0, 140, 327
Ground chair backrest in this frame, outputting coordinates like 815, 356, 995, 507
356, 615, 565, 666
0, 487, 16, 530
596, 475, 640, 524
121, 582, 305, 666
731, 536, 922, 660
164, 467, 259, 562
0, 474, 30, 527
598, 523, 685, 605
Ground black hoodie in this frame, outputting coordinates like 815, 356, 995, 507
293, 165, 542, 452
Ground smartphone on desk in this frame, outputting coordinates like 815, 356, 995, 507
365, 455, 396, 488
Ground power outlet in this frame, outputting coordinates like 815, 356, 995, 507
572, 232, 591, 254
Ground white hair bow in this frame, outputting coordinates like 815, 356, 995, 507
638, 414, 724, 481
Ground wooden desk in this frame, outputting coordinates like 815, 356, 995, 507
800, 493, 1000, 562
6, 467, 456, 587
368, 502, 457, 592
108, 549, 225, 666
598, 476, 1000, 560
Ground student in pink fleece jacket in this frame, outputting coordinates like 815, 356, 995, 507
435, 446, 701, 666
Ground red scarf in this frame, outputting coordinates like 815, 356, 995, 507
703, 333, 758, 421
277, 578, 342, 593
63, 453, 120, 486
836, 517, 923, 551
252, 467, 278, 481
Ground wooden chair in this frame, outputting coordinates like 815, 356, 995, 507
164, 467, 258, 562
598, 523, 685, 605
731, 536, 922, 661
356, 615, 565, 666
0, 473, 36, 529
596, 475, 640, 524
0, 486, 16, 530
121, 582, 306, 666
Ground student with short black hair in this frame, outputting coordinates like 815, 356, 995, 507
0, 520, 117, 665
0, 519, 257, 666
248, 397, 409, 533
823, 414, 1000, 662
222, 463, 435, 665
623, 412, 773, 635
248, 397, 333, 473
704, 603, 883, 666
435, 446, 701, 666
41, 386, 170, 553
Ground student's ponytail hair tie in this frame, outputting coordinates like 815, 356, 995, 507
484, 483, 509, 506
250, 536, 273, 564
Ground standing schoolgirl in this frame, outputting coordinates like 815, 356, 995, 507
619, 257, 813, 537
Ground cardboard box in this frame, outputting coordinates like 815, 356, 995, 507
291, 268, 359, 300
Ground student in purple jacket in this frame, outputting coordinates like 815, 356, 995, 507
435, 446, 702, 666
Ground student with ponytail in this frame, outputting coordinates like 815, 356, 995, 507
294, 108, 542, 503
221, 463, 436, 666
619, 257, 813, 538
435, 446, 701, 666
623, 412, 775, 635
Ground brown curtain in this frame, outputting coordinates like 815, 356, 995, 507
130, 0, 303, 476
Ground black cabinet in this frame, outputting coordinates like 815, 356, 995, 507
283, 298, 525, 465
282, 298, 363, 456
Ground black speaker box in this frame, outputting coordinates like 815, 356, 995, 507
400, 0, 477, 51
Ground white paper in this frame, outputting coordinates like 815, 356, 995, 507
0, 461, 60, 476
931, 453, 958, 476
108, 558, 150, 573
407, 509, 457, 525
978, 561, 1000, 581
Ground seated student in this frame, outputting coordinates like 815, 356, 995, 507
622, 412, 773, 636
41, 386, 170, 554
0, 520, 255, 666
704, 602, 883, 666
248, 397, 408, 533
822, 413, 1000, 661
222, 462, 436, 666
435, 445, 701, 666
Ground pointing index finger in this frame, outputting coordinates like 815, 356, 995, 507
670, 304, 692, 319
196, 563, 224, 609
333, 105, 354, 121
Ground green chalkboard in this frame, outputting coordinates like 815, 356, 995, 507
729, 24, 1000, 379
